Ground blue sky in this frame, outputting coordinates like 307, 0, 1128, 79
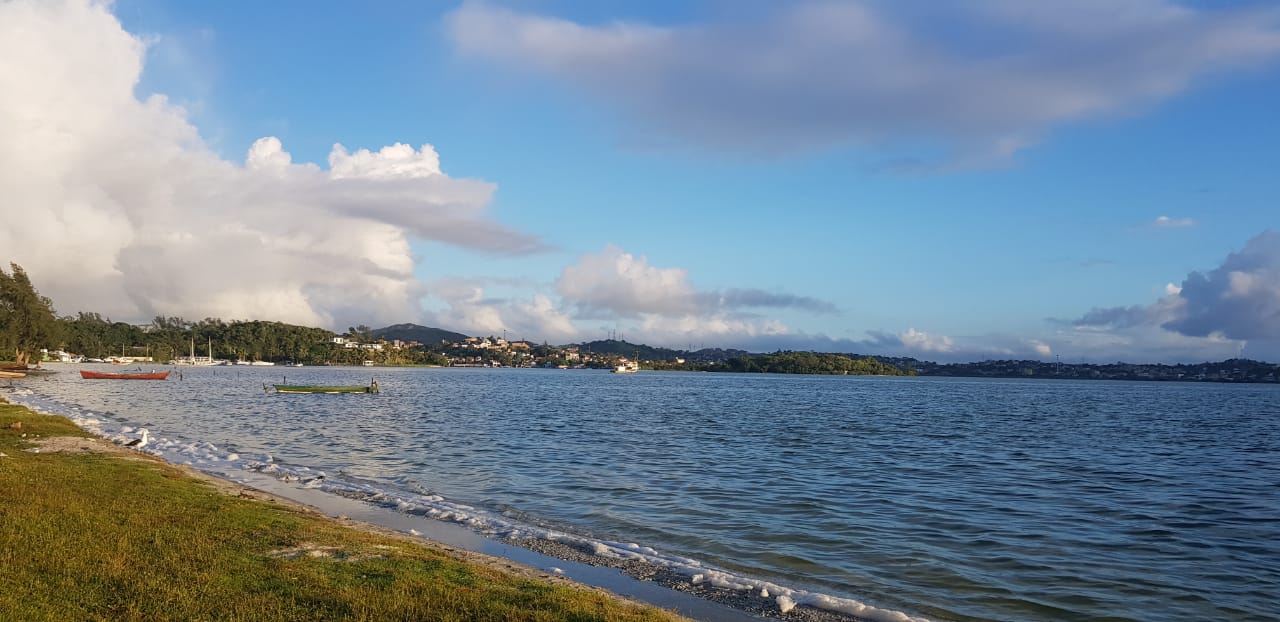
3, 0, 1279, 362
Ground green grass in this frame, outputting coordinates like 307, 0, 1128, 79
0, 402, 684, 622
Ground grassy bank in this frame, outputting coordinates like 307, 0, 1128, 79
0, 401, 684, 621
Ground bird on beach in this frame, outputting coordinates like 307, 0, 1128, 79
125, 428, 150, 449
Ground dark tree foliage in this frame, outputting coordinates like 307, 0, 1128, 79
0, 263, 59, 365
649, 351, 914, 376
55, 315, 446, 366
720, 351, 913, 375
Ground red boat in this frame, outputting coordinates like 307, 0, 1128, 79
80, 370, 170, 380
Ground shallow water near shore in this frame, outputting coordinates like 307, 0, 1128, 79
9, 366, 1280, 621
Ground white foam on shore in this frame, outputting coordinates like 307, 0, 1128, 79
5, 387, 931, 622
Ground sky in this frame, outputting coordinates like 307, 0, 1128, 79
2, 0, 1279, 363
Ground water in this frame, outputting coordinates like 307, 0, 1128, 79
9, 366, 1279, 621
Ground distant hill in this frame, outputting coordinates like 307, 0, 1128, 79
574, 339, 683, 361
571, 339, 748, 363
372, 323, 467, 345
684, 347, 751, 363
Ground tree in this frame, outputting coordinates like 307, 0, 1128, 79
0, 263, 59, 365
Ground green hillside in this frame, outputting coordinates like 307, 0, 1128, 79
372, 323, 468, 345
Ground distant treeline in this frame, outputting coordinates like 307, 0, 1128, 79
576, 338, 748, 363
58, 314, 448, 366
650, 351, 915, 376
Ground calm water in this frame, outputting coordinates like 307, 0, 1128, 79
11, 366, 1280, 621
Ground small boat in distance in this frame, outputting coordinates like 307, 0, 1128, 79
613, 361, 640, 374
81, 370, 170, 380
270, 379, 379, 394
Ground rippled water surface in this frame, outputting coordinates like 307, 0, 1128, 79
15, 366, 1280, 621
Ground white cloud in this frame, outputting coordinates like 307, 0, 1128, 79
557, 245, 700, 317
1028, 340, 1053, 357
556, 245, 836, 319
634, 314, 790, 348
899, 327, 956, 353
0, 0, 540, 329
328, 143, 443, 180
1153, 215, 1196, 227
420, 278, 582, 344
448, 1, 1280, 165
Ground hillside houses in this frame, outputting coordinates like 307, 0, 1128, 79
330, 336, 418, 352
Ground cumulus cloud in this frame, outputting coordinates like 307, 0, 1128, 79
556, 245, 837, 319
0, 0, 541, 329
557, 245, 700, 317
1164, 230, 1280, 340
418, 277, 582, 344
1153, 215, 1196, 228
1063, 231, 1280, 361
898, 327, 955, 353
448, 0, 1280, 165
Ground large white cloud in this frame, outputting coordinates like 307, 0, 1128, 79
0, 0, 540, 329
448, 0, 1280, 165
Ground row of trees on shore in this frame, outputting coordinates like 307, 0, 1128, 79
58, 314, 450, 367
0, 263, 448, 367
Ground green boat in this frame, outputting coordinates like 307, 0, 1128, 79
269, 380, 379, 394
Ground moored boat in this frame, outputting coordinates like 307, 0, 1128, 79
81, 370, 170, 380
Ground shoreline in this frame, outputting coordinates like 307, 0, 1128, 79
5, 420, 694, 621
173, 446, 883, 622
6, 395, 886, 622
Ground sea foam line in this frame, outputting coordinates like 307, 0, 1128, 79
4, 387, 931, 622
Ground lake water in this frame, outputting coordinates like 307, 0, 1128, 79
8, 366, 1279, 621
